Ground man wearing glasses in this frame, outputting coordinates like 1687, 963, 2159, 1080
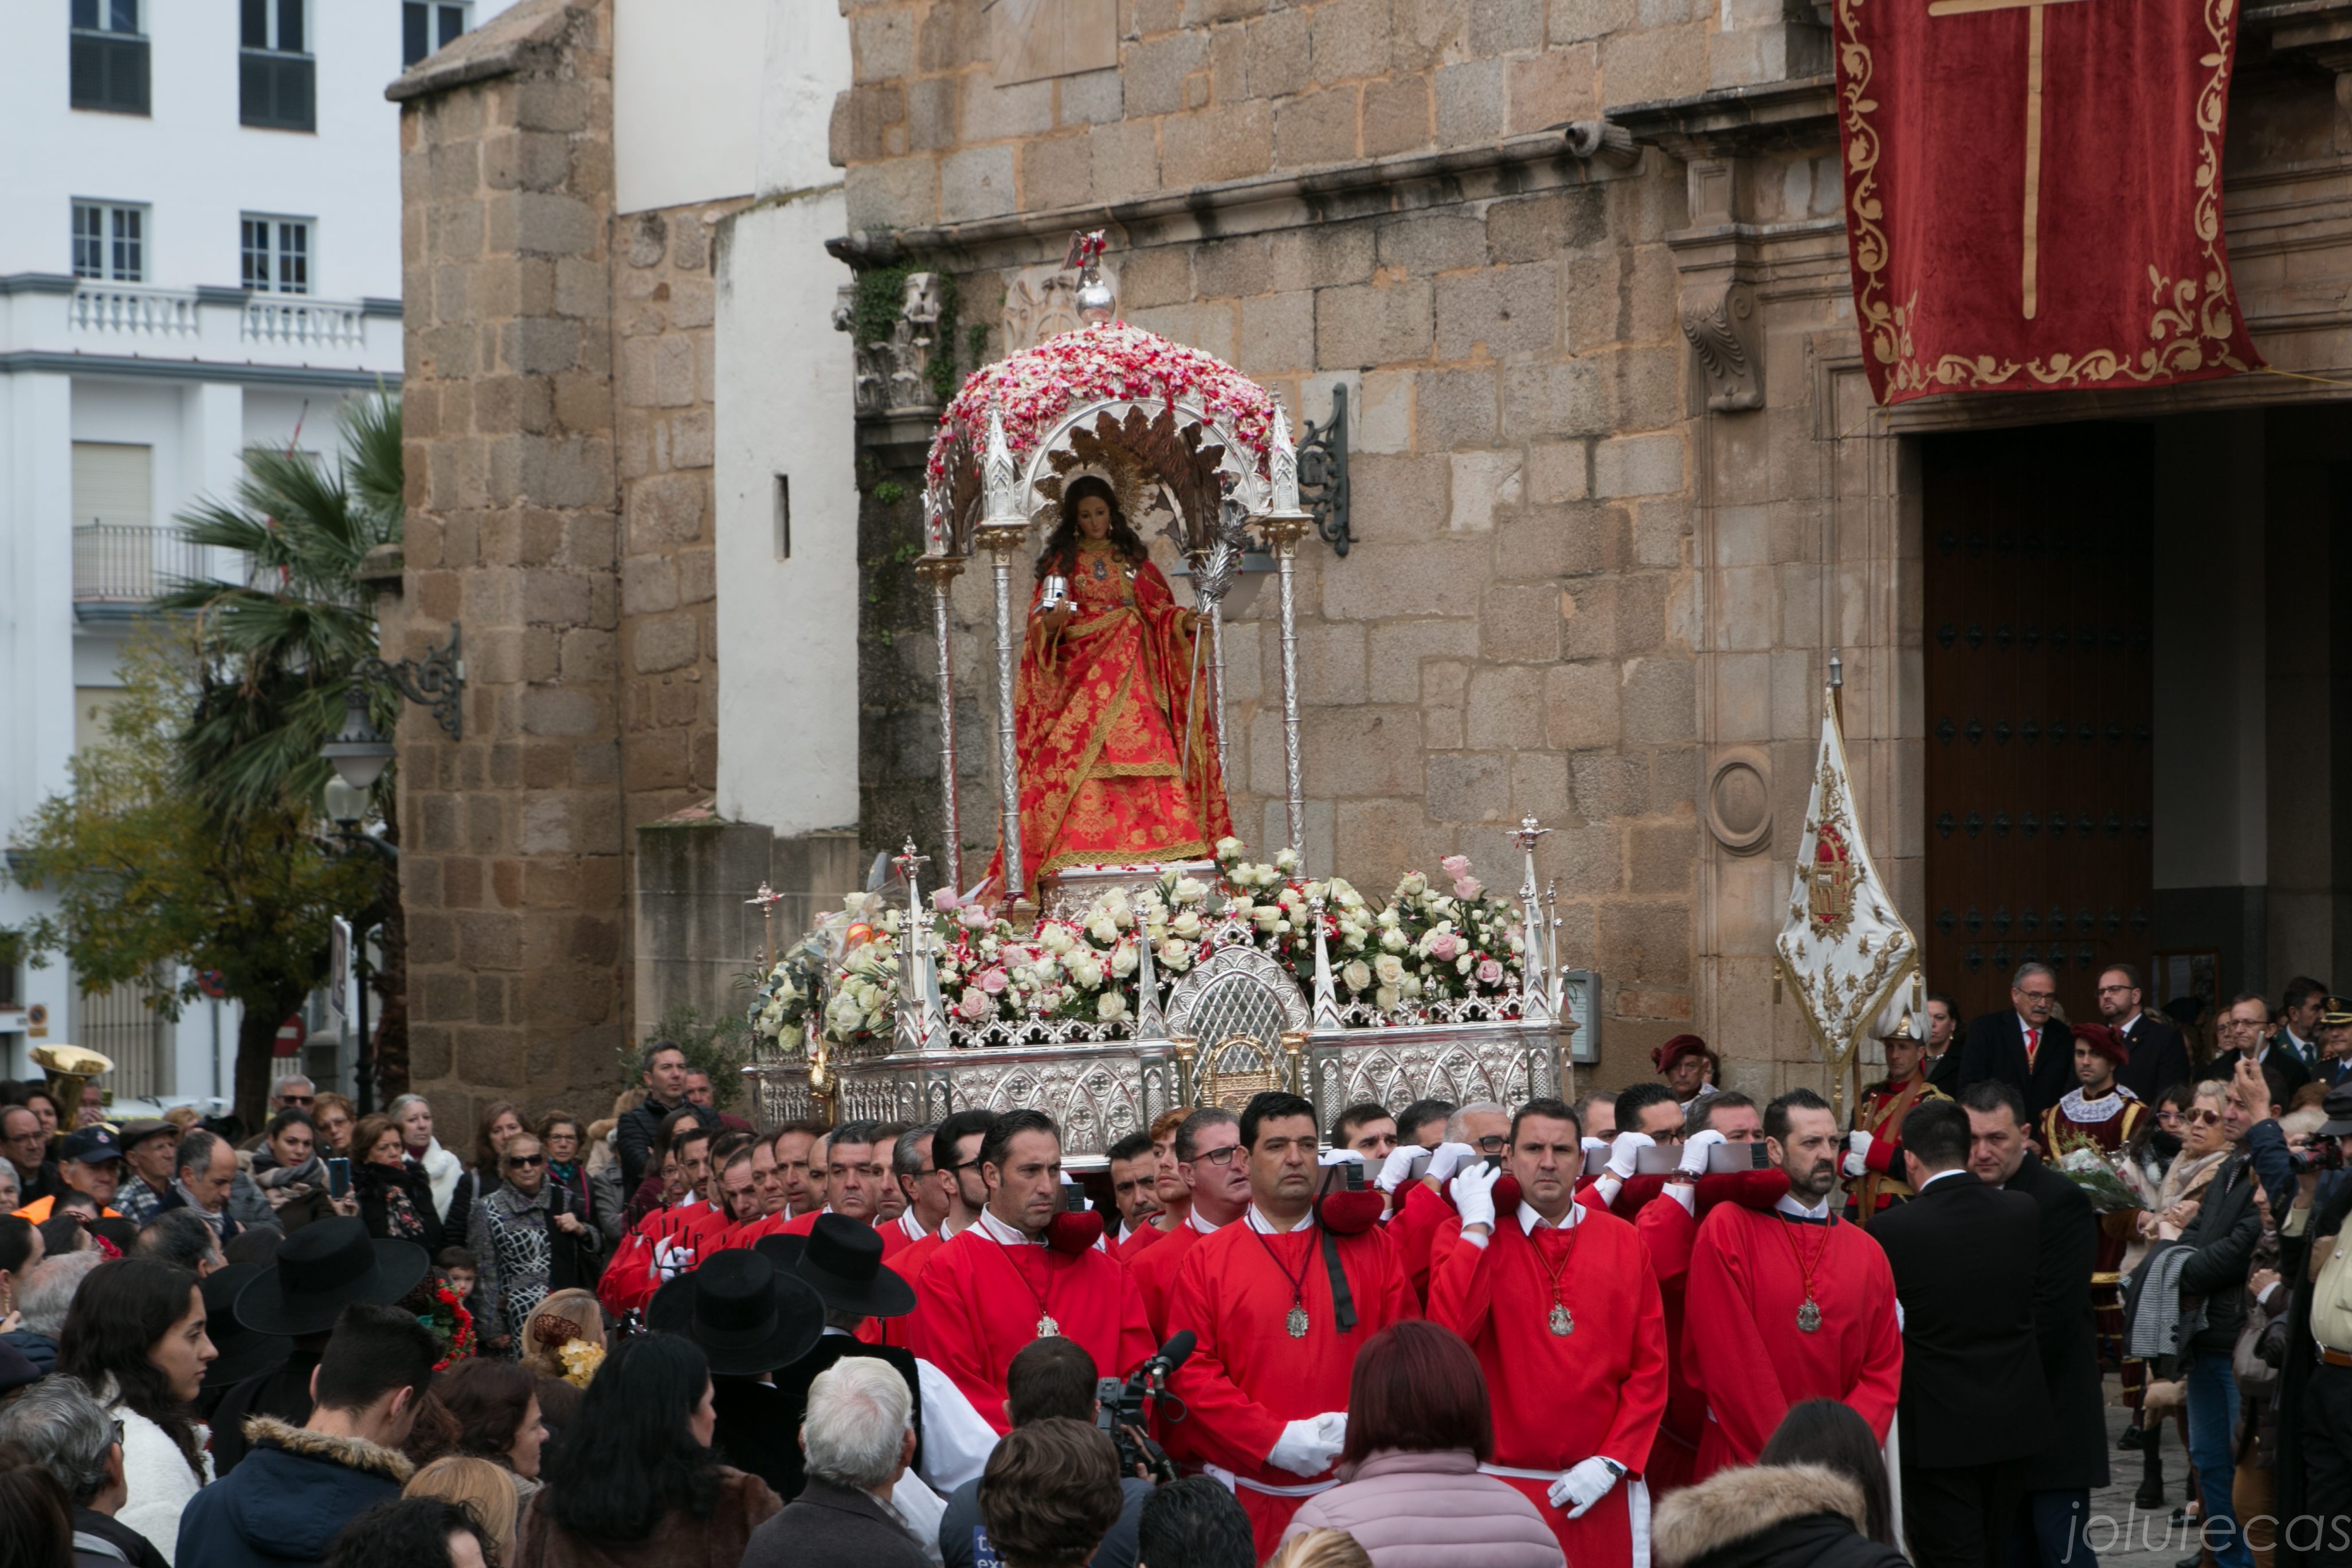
887, 1108, 996, 1281
2218, 991, 2310, 1097
2093, 965, 2190, 1104
1130, 1107, 1251, 1339
1957, 961, 2077, 1119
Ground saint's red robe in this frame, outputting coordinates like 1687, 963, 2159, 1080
1119, 1221, 1171, 1263
1428, 1210, 1668, 1567
1681, 1203, 1903, 1477
908, 1226, 1154, 1434
1164, 1220, 1417, 1559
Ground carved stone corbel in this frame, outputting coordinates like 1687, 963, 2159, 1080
1679, 277, 1763, 412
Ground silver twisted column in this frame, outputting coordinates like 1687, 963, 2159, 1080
975, 521, 1028, 910
915, 555, 966, 892
1263, 513, 1310, 864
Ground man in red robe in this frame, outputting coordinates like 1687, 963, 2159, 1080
907, 1108, 1153, 1433
1629, 1089, 1771, 1497
888, 1108, 994, 1281
771, 1120, 892, 1238
1107, 1130, 1164, 1246
1130, 1107, 1250, 1339
883, 1120, 948, 1258
1118, 1108, 1194, 1264
1165, 1092, 1416, 1559
1429, 1096, 1667, 1567
1682, 1087, 1903, 1478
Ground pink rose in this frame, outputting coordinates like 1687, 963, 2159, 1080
977, 966, 1009, 995
1477, 959, 1504, 986
1452, 876, 1483, 900
1439, 854, 1471, 878
957, 989, 993, 1021
1429, 931, 1461, 962
932, 887, 959, 912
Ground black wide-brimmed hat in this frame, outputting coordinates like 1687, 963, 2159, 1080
233, 1217, 429, 1337
201, 1264, 291, 1388
647, 1248, 826, 1377
754, 1214, 917, 1320
2320, 1083, 2352, 1139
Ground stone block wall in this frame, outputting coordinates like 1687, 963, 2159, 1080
388, 0, 628, 1130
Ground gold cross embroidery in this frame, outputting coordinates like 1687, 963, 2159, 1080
1927, 0, 2094, 320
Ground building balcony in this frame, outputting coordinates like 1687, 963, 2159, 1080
72, 523, 216, 622
1, 275, 401, 388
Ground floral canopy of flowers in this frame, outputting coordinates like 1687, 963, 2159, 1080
924, 322, 1280, 496
747, 839, 1528, 1052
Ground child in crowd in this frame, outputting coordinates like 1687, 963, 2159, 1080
436, 1245, 479, 1308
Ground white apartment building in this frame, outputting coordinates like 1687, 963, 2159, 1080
0, 0, 515, 1105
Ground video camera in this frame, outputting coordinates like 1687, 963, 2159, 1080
1097, 1330, 1194, 1484
2291, 1133, 2346, 1176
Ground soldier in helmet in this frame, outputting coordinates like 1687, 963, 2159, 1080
1837, 1008, 1950, 1225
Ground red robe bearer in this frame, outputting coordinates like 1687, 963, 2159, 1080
908, 1213, 1154, 1435
1165, 1213, 1416, 1559
1429, 1199, 1667, 1566
1118, 1218, 1171, 1263
1682, 1195, 1903, 1476
1129, 1212, 1221, 1339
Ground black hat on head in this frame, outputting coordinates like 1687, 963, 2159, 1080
646, 1248, 826, 1377
2319, 1083, 2352, 1139
754, 1213, 917, 1320
61, 1126, 123, 1165
233, 1217, 429, 1337
200, 1264, 291, 1388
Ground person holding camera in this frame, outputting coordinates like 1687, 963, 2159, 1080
936, 1337, 1155, 1568
468, 1133, 599, 1358
1426, 1096, 1665, 1567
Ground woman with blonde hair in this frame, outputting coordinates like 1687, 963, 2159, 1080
406, 1455, 520, 1567
517, 1288, 605, 1438
1265, 1531, 1375, 1568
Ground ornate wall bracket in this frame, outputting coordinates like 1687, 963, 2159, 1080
1679, 277, 1765, 412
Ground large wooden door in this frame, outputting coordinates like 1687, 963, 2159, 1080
1923, 424, 2155, 1025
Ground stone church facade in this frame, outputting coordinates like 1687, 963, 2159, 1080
383, 0, 2352, 1124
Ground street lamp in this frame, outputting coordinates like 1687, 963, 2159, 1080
321, 684, 394, 794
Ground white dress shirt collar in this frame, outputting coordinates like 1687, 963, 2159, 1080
1245, 1204, 1316, 1235
1520, 1199, 1583, 1231
1776, 1190, 1835, 1221
977, 1206, 1042, 1246
1188, 1206, 1226, 1236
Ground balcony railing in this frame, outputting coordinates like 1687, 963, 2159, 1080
73, 523, 210, 616
70, 285, 199, 339
243, 297, 364, 349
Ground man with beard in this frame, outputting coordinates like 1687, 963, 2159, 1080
1681, 1088, 1902, 1478
1106, 1131, 1163, 1245
2096, 965, 2191, 1104
888, 1108, 995, 1280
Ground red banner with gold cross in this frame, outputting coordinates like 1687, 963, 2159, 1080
1833, 0, 2264, 405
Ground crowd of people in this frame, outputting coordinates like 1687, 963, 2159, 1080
1, 977, 2349, 1568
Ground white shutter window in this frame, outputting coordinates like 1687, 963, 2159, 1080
72, 441, 152, 530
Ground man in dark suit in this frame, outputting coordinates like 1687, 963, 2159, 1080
1869, 1097, 2049, 1568
742, 1357, 932, 1568
2218, 991, 2311, 1098
749, 1215, 938, 1502
1957, 962, 2076, 1120
1958, 1080, 2111, 1564
2095, 965, 2193, 1104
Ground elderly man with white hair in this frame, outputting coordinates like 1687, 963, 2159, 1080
0, 1371, 173, 1567
743, 1357, 932, 1568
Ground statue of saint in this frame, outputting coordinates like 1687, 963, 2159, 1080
986, 475, 1232, 893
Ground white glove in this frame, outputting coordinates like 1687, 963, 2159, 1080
1547, 1456, 1621, 1517
1267, 1412, 1347, 1477
1605, 1131, 1653, 1182
1841, 1129, 1872, 1180
1375, 1146, 1421, 1193
653, 1237, 697, 1281
1425, 1142, 1480, 1183
1678, 1128, 1726, 1177
1581, 1136, 1610, 1154
1450, 1160, 1503, 1232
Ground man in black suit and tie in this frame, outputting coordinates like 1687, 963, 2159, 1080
2095, 965, 2192, 1104
1959, 1080, 2111, 1566
1958, 962, 2076, 1121
1869, 1097, 2049, 1568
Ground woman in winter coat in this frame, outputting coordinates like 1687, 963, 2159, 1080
1279, 1321, 1563, 1568
351, 1115, 445, 1254
408, 1358, 550, 1508
539, 1115, 622, 1249
57, 1257, 218, 1565
387, 1095, 475, 1245
514, 1331, 779, 1568
466, 1135, 599, 1358
1651, 1400, 1907, 1568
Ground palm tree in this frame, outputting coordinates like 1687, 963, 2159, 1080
155, 391, 411, 1108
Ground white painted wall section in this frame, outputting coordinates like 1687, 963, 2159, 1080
613, 0, 767, 215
